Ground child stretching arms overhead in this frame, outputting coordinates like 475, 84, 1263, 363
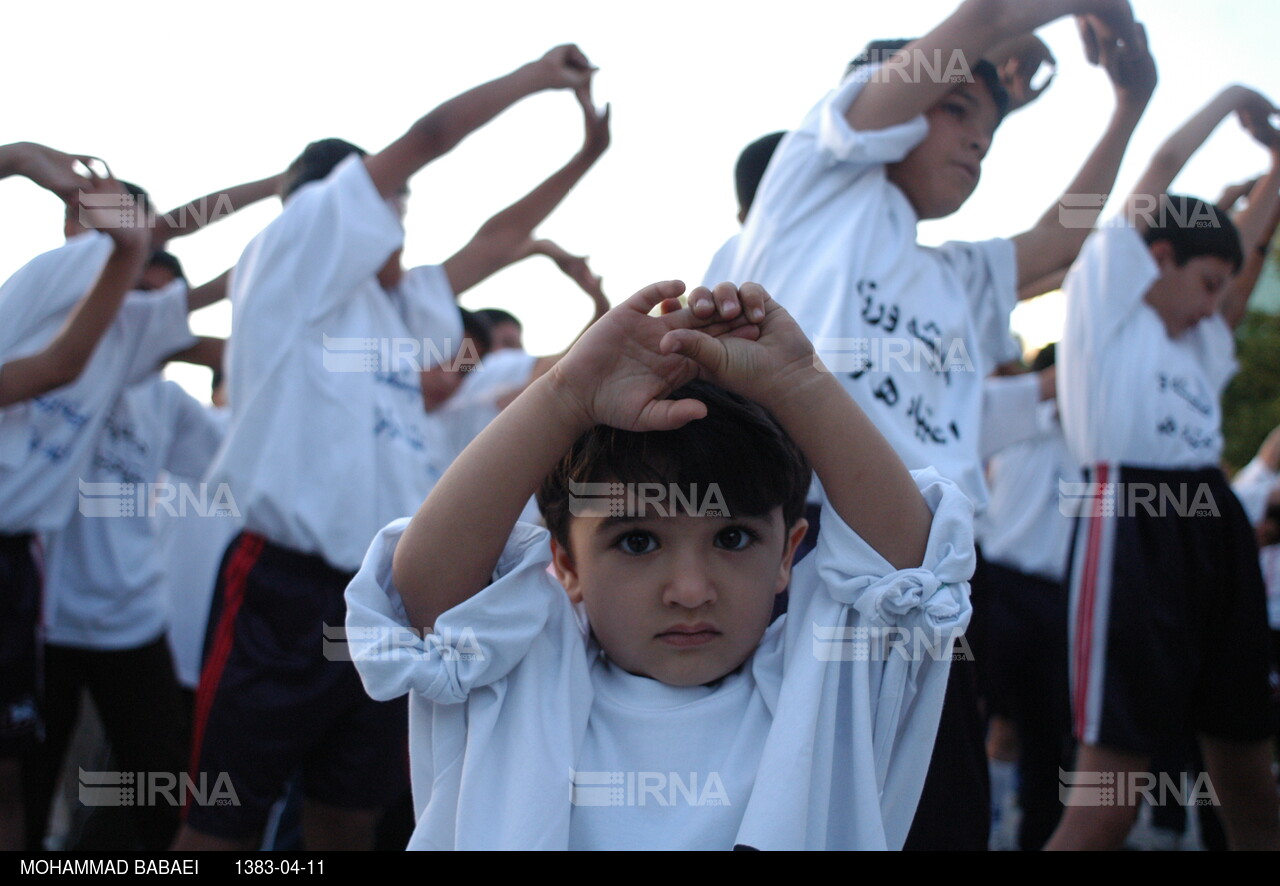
346, 280, 976, 849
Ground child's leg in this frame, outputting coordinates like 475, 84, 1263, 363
1046, 743, 1149, 851
1197, 735, 1280, 850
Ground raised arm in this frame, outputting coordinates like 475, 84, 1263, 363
664, 283, 933, 568
845, 0, 1136, 132
0, 178, 149, 407
186, 269, 231, 313
363, 44, 595, 200
523, 240, 610, 382
150, 172, 284, 249
392, 280, 746, 628
0, 141, 95, 206
442, 91, 610, 296
1011, 17, 1155, 289
1221, 151, 1280, 329
1127, 85, 1278, 233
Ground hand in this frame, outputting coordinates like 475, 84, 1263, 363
578, 94, 611, 160
1089, 17, 1157, 107
537, 239, 607, 307
1075, 0, 1137, 65
660, 282, 818, 408
1234, 88, 1280, 150
534, 44, 595, 92
990, 34, 1056, 113
549, 280, 759, 433
9, 142, 99, 206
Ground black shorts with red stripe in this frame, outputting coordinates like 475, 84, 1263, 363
0, 532, 42, 757
1066, 464, 1272, 756
185, 532, 407, 841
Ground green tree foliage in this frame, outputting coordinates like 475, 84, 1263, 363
1223, 309, 1280, 470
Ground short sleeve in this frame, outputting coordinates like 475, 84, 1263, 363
934, 238, 1019, 372
980, 373, 1041, 460
1232, 456, 1277, 526
1189, 314, 1238, 395
235, 154, 403, 325
0, 234, 112, 359
743, 65, 929, 239
117, 282, 196, 384
160, 381, 225, 480
392, 264, 462, 369
802, 467, 974, 636
344, 518, 577, 704
1063, 218, 1160, 350
814, 66, 931, 167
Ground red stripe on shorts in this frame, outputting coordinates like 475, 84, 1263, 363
1073, 463, 1109, 740
184, 532, 265, 816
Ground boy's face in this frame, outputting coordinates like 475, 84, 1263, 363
1143, 244, 1234, 337
552, 507, 808, 687
887, 81, 999, 220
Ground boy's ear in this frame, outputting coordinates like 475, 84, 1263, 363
550, 537, 583, 602
774, 518, 811, 594
1149, 239, 1177, 272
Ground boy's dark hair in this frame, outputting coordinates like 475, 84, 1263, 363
537, 380, 812, 548
148, 250, 187, 284
1143, 195, 1244, 273
845, 38, 1010, 122
282, 138, 368, 200
1031, 341, 1056, 372
736, 132, 787, 218
119, 180, 151, 217
475, 308, 522, 332
459, 307, 493, 354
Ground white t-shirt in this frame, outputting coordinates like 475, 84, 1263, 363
701, 234, 740, 289
977, 401, 1081, 583
42, 376, 224, 650
0, 234, 195, 533
207, 154, 462, 572
345, 468, 974, 850
160, 405, 239, 689
1231, 456, 1277, 526
729, 68, 1018, 511
1059, 220, 1237, 469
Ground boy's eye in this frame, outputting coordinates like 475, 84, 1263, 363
943, 102, 965, 118
615, 531, 658, 555
714, 526, 758, 552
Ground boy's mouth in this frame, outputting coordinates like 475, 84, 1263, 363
656, 623, 721, 647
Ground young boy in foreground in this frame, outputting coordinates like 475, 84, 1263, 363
346, 280, 975, 850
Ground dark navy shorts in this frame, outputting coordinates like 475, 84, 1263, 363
0, 532, 41, 757
1067, 465, 1272, 755
185, 533, 407, 840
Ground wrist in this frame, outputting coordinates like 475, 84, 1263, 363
535, 362, 597, 436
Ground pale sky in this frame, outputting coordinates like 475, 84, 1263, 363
3, 0, 1277, 400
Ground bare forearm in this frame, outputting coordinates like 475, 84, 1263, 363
152, 174, 282, 246
848, 0, 1101, 129
186, 269, 230, 312
762, 369, 931, 569
1132, 87, 1248, 212
365, 64, 546, 199
1017, 101, 1146, 283
392, 372, 587, 628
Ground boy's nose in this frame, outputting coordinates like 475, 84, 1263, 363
661, 554, 717, 609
